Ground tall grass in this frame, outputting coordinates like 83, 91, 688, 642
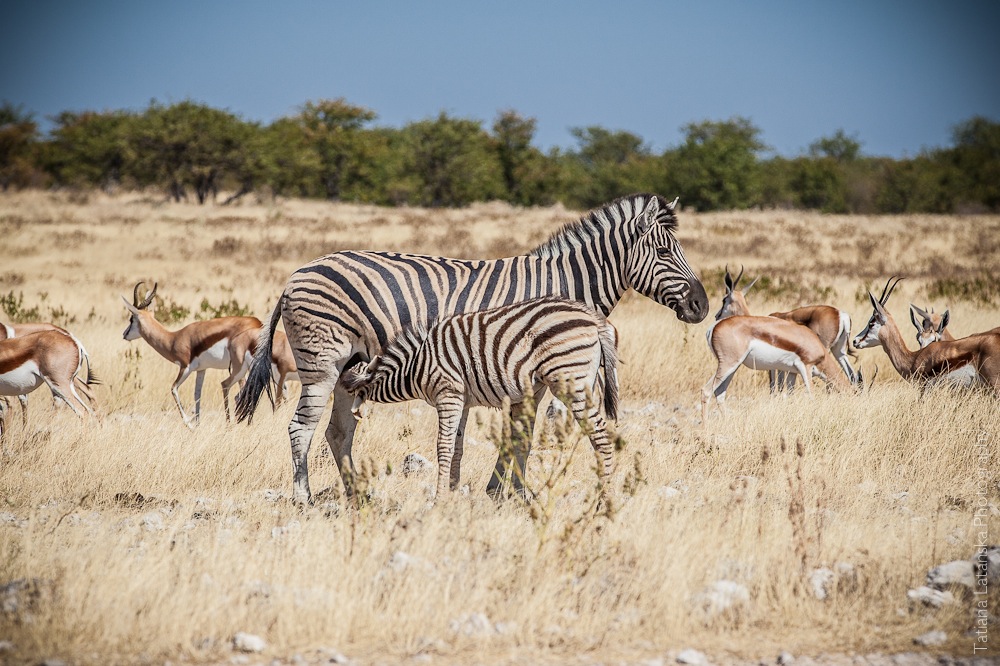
0, 191, 997, 664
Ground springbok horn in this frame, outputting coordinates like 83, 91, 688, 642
881, 276, 903, 305
734, 265, 745, 290
140, 282, 158, 310
133, 282, 145, 308
742, 276, 760, 295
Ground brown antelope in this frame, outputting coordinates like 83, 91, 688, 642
222, 325, 299, 419
909, 304, 954, 348
854, 278, 1000, 393
122, 282, 263, 426
1, 330, 97, 438
715, 267, 858, 391
703, 269, 852, 420
0, 321, 98, 426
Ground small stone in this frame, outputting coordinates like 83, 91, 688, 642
141, 511, 165, 532
906, 586, 954, 608
809, 567, 835, 600
693, 580, 750, 618
926, 560, 974, 589
658, 486, 681, 499
677, 648, 708, 665
0, 640, 13, 653
233, 632, 267, 653
449, 612, 494, 638
777, 651, 795, 665
401, 453, 433, 476
912, 630, 946, 647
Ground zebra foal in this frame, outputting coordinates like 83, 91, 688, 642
340, 298, 620, 498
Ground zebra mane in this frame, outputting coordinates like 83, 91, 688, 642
529, 193, 677, 257
383, 320, 429, 361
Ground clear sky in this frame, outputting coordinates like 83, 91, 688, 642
3, 1, 998, 158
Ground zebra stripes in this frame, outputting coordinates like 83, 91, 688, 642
236, 193, 708, 504
341, 298, 619, 498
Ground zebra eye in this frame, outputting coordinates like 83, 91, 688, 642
655, 247, 672, 259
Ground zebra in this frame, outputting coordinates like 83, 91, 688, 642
340, 298, 619, 498
236, 193, 708, 505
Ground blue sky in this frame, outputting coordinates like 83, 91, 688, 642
3, 1, 998, 157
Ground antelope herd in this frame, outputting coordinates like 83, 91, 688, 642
1, 198, 998, 506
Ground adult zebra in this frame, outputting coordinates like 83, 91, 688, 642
236, 193, 708, 504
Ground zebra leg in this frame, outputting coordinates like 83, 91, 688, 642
434, 394, 466, 499
570, 391, 614, 482
449, 405, 471, 491
322, 383, 361, 500
486, 391, 541, 501
289, 376, 338, 505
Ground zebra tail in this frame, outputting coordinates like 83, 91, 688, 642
599, 323, 619, 421
235, 296, 282, 423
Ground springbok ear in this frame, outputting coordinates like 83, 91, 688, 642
938, 310, 950, 332
121, 295, 139, 314
636, 197, 660, 236
742, 276, 759, 295
723, 266, 734, 292
666, 196, 679, 211
365, 355, 381, 374
868, 291, 885, 318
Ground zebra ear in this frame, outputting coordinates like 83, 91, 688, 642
636, 197, 660, 236
365, 355, 381, 374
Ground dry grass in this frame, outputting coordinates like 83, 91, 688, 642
0, 190, 998, 665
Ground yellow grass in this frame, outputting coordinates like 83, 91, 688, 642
0, 190, 997, 665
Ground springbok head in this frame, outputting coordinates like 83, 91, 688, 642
121, 281, 157, 341
909, 304, 950, 348
853, 277, 903, 349
715, 265, 759, 321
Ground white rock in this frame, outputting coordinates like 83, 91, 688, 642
233, 632, 267, 653
402, 453, 433, 476
388, 550, 426, 573
262, 489, 282, 502
777, 651, 794, 665
0, 640, 13, 653
693, 580, 749, 618
809, 567, 836, 600
449, 612, 495, 638
141, 511, 165, 532
912, 630, 946, 647
271, 520, 301, 539
317, 647, 349, 664
907, 586, 954, 608
972, 545, 1000, 585
658, 486, 681, 499
676, 648, 708, 665
926, 560, 974, 589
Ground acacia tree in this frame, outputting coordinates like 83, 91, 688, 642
668, 117, 766, 211
296, 98, 382, 201
563, 126, 650, 208
401, 112, 504, 207
129, 100, 252, 203
0, 102, 40, 190
45, 110, 133, 190
491, 110, 559, 206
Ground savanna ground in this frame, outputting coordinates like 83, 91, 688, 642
0, 191, 998, 666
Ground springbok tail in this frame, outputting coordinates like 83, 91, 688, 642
235, 295, 282, 423
599, 322, 620, 421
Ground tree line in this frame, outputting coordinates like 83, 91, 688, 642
1, 98, 997, 213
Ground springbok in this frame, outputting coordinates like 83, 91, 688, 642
122, 282, 263, 426
854, 279, 1000, 394
1, 330, 97, 438
0, 321, 98, 425
703, 268, 852, 420
909, 304, 954, 349
223, 325, 299, 418
714, 267, 858, 391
